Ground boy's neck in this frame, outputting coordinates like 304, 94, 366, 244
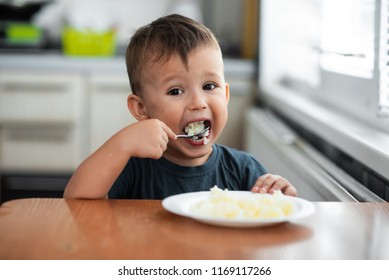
162, 146, 214, 167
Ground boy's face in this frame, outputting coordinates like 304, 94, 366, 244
136, 45, 229, 166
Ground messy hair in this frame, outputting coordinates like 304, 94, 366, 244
125, 14, 220, 94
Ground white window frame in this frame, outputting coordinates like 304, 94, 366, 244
379, 0, 389, 115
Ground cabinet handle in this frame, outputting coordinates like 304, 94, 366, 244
4, 126, 71, 142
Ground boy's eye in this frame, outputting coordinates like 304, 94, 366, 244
203, 83, 217, 91
168, 88, 184, 96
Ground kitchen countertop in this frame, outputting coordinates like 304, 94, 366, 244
0, 52, 256, 79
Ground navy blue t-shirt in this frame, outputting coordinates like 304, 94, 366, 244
108, 144, 267, 199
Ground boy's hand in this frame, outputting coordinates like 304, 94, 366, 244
125, 119, 177, 159
251, 173, 297, 196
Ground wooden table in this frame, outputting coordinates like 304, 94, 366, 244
0, 198, 388, 260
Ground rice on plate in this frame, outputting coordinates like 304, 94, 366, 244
190, 186, 295, 219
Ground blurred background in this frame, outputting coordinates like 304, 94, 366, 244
0, 0, 259, 202
0, 0, 258, 57
0, 0, 388, 203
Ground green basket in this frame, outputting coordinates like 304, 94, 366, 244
62, 27, 116, 56
6, 23, 43, 45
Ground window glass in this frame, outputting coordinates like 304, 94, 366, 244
320, 0, 375, 78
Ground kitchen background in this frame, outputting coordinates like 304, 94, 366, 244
0, 0, 259, 202
1, 0, 388, 204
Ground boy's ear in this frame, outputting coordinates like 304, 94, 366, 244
225, 83, 230, 104
127, 94, 149, 120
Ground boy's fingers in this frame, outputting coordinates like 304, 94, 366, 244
260, 175, 281, 192
268, 179, 297, 196
283, 187, 297, 196
267, 179, 288, 193
252, 174, 272, 193
252, 174, 297, 196
160, 122, 177, 140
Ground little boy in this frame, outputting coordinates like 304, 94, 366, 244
63, 14, 297, 199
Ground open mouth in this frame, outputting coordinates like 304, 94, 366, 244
183, 120, 211, 144
184, 120, 211, 135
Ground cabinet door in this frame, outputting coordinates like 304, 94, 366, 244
89, 73, 137, 152
0, 70, 83, 124
0, 69, 87, 172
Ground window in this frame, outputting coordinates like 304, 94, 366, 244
260, 0, 321, 91
259, 0, 389, 130
259, 0, 389, 185
320, 0, 375, 79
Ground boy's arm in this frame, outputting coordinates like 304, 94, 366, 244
63, 119, 176, 199
63, 131, 131, 199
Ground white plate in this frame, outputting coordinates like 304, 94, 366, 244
162, 191, 316, 228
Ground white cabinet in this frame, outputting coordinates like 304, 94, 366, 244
0, 67, 137, 172
89, 72, 137, 153
0, 69, 88, 172
0, 70, 83, 124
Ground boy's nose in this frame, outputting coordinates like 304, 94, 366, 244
188, 91, 207, 111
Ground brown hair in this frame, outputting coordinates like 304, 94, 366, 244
125, 14, 220, 94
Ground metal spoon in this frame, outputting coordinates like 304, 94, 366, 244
176, 126, 210, 140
